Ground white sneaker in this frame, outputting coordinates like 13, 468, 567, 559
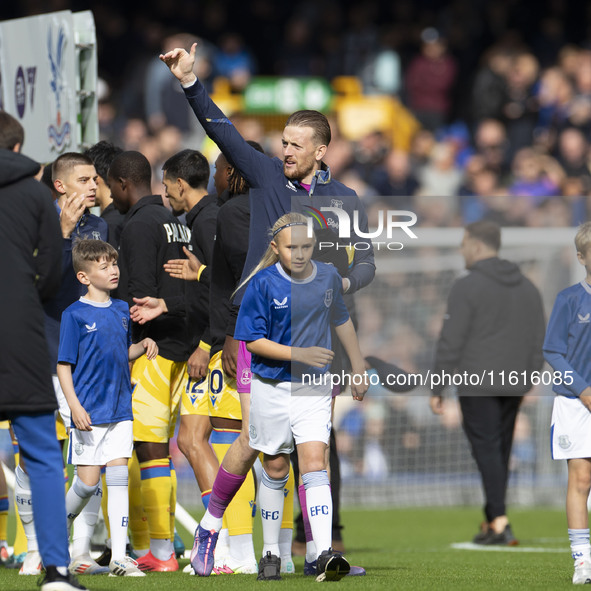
109, 557, 146, 577
18, 550, 42, 575
280, 557, 295, 574
68, 554, 109, 575
573, 559, 591, 584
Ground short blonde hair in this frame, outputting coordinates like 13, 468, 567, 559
72, 239, 118, 273
575, 222, 591, 255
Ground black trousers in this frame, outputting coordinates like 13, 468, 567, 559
291, 428, 343, 543
458, 394, 523, 522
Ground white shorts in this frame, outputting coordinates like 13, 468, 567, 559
248, 376, 332, 456
551, 396, 591, 460
67, 420, 133, 465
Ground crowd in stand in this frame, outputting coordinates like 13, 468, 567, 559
41, 0, 590, 227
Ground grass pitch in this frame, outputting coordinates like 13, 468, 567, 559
0, 506, 574, 590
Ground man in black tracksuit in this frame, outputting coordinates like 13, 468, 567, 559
430, 220, 545, 545
158, 149, 220, 516
108, 150, 190, 570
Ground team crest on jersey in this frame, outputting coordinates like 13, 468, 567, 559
122, 317, 128, 331
74, 443, 84, 455
324, 289, 333, 308
330, 199, 343, 209
92, 231, 101, 240
558, 435, 572, 449
578, 313, 590, 324
240, 367, 252, 385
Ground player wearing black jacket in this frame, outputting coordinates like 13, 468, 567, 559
109, 150, 190, 571
151, 150, 220, 515
209, 192, 250, 359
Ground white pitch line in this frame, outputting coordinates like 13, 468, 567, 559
451, 542, 565, 553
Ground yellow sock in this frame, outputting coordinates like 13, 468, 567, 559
281, 463, 295, 529
101, 469, 110, 539
169, 457, 176, 539
212, 430, 255, 536
139, 458, 171, 539
11, 439, 26, 555
128, 452, 149, 551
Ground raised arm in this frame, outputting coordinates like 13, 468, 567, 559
159, 43, 199, 87
160, 43, 271, 186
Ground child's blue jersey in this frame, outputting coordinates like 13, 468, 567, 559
544, 281, 591, 397
58, 297, 134, 425
234, 261, 350, 382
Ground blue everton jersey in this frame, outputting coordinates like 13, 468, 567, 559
544, 281, 591, 397
58, 297, 133, 425
234, 261, 350, 382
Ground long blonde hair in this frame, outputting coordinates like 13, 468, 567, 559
235, 212, 313, 295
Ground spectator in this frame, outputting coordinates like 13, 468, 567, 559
556, 127, 591, 184
369, 149, 418, 210
503, 52, 540, 155
275, 16, 317, 76
405, 28, 458, 132
351, 130, 389, 183
417, 141, 464, 197
471, 45, 512, 122
473, 118, 511, 181
536, 67, 575, 143
508, 148, 564, 199
214, 32, 256, 91
569, 49, 591, 133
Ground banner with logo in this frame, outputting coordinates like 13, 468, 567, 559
0, 10, 96, 163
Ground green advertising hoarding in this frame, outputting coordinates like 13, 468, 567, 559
244, 77, 333, 113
